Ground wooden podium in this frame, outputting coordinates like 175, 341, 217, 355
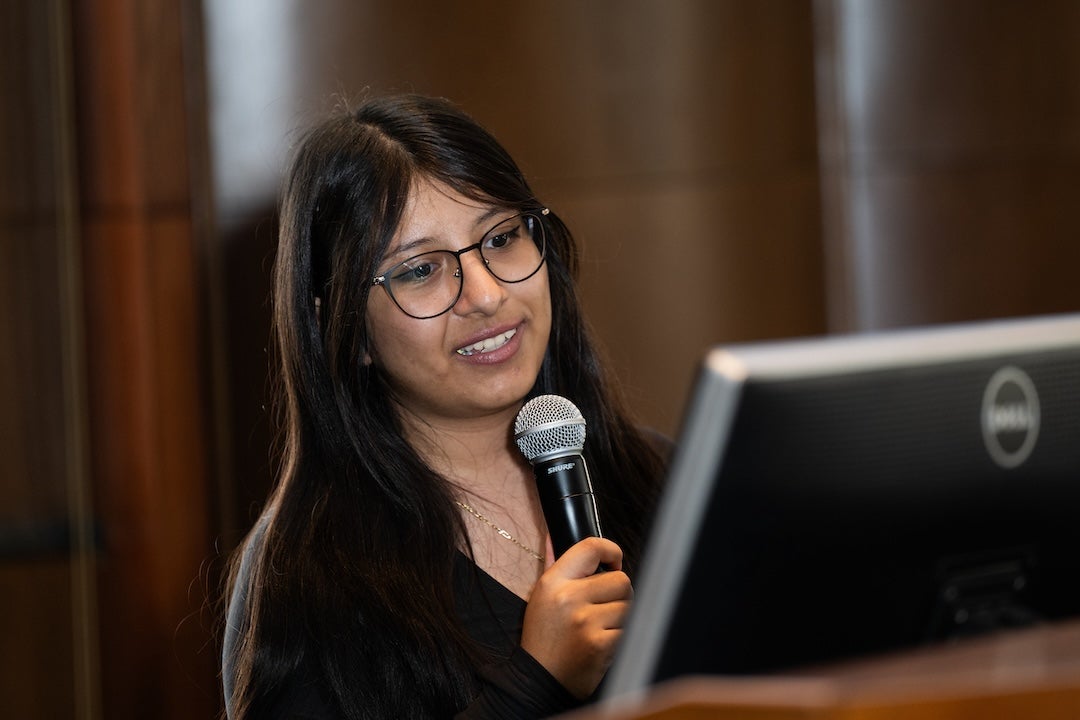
569, 620, 1080, 719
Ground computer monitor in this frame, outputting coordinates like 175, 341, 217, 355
604, 313, 1080, 704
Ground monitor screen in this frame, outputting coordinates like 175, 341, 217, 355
604, 313, 1080, 703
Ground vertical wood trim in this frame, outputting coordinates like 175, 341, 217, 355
812, 0, 859, 333
180, 0, 235, 555
49, 0, 102, 717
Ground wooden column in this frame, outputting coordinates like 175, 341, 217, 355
71, 0, 220, 717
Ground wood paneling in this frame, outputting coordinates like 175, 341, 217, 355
0, 1, 93, 717
816, 0, 1080, 330
206, 0, 827, 439
71, 0, 219, 717
0, 561, 77, 717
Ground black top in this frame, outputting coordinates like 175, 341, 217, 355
222, 431, 671, 718
451, 554, 581, 718
223, 519, 581, 719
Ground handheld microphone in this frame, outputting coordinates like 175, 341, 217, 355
514, 395, 603, 558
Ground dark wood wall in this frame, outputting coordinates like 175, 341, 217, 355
1, 1, 1077, 718
70, 0, 221, 717
816, 0, 1080, 330
2, 0, 219, 718
1, 3, 92, 717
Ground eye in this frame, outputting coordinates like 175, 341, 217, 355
483, 217, 525, 252
391, 253, 447, 285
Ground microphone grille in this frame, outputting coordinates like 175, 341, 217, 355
514, 395, 587, 461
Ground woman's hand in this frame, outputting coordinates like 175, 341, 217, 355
520, 537, 632, 699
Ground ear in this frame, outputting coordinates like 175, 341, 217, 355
360, 311, 375, 366
361, 330, 374, 366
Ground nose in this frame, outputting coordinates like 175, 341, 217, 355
453, 248, 505, 316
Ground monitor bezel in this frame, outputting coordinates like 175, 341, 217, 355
603, 312, 1080, 705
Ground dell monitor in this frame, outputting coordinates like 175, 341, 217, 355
604, 313, 1080, 704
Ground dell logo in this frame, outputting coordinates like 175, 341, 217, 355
981, 366, 1040, 469
985, 403, 1035, 434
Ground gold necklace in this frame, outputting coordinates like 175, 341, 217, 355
455, 500, 544, 563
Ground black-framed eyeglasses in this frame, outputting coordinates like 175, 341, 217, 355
371, 208, 549, 319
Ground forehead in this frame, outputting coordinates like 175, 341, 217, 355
406, 177, 493, 219
387, 178, 505, 251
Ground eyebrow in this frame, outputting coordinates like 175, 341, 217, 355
384, 236, 437, 262
382, 206, 514, 263
473, 205, 507, 229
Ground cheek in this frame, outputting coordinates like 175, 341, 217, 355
364, 300, 404, 367
536, 272, 554, 332
365, 304, 446, 374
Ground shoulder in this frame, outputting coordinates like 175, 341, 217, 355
222, 512, 274, 717
226, 512, 273, 619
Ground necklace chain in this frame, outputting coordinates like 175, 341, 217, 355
455, 500, 544, 563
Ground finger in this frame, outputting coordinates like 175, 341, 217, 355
577, 567, 634, 604
584, 626, 625, 668
584, 599, 632, 631
553, 537, 623, 577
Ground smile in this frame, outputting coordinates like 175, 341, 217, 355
456, 328, 517, 356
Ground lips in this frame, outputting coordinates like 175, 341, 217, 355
456, 328, 518, 357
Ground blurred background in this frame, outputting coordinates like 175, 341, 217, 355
2, 0, 1078, 717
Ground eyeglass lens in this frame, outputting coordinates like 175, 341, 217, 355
383, 212, 546, 319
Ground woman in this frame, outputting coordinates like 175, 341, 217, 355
223, 94, 667, 719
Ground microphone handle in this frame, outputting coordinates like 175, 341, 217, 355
534, 453, 602, 558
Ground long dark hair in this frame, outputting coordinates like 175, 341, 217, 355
225, 94, 665, 719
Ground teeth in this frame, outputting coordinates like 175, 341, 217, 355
457, 328, 517, 356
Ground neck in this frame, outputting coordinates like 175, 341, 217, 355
397, 403, 527, 495
397, 402, 549, 599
